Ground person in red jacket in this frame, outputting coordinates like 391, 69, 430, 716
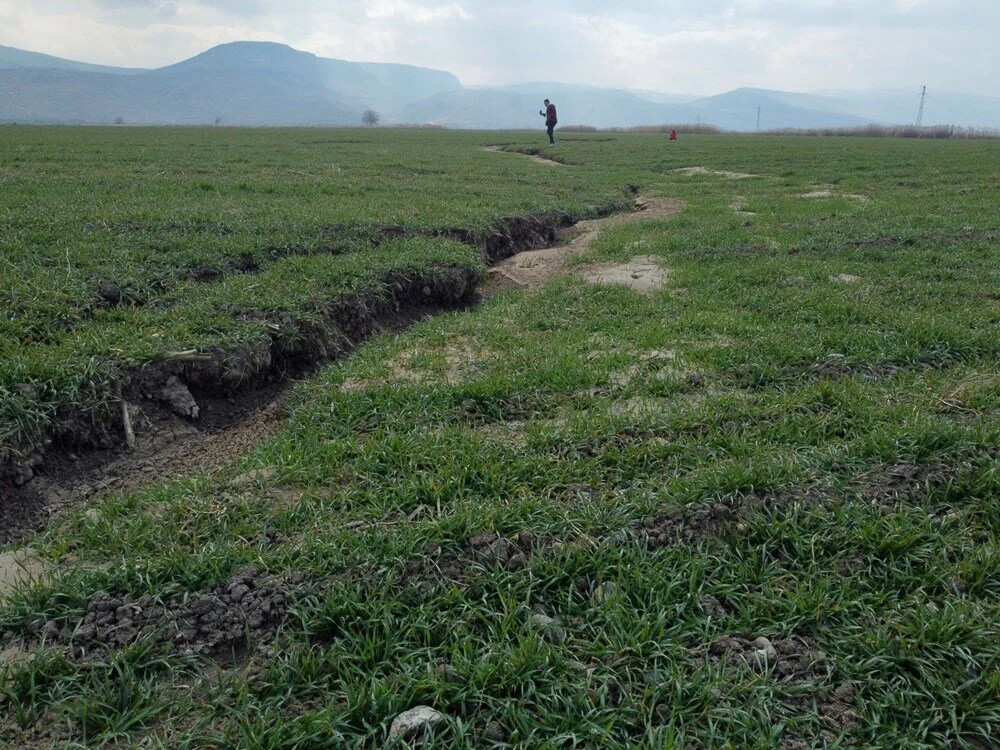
539, 99, 558, 145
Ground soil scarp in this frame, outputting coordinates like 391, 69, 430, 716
0, 268, 477, 543
1, 194, 652, 541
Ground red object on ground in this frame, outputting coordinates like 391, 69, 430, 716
669, 130, 677, 140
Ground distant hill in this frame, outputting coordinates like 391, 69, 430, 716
683, 88, 875, 131
0, 41, 996, 129
0, 41, 460, 126
398, 87, 695, 129
0, 44, 146, 75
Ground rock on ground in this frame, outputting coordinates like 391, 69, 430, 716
388, 705, 445, 743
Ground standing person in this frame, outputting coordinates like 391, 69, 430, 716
539, 99, 558, 145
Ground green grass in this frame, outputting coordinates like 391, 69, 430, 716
1, 128, 1000, 747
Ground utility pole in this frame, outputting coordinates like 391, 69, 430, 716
756, 107, 761, 133
916, 85, 927, 127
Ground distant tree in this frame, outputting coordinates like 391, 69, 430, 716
214, 116, 222, 127
362, 109, 380, 127
113, 116, 124, 125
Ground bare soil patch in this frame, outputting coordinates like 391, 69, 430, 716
801, 189, 870, 201
486, 197, 681, 293
674, 166, 757, 180
707, 635, 859, 747
0, 547, 48, 598
579, 255, 669, 293
6, 566, 309, 660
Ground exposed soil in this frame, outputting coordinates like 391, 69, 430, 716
580, 255, 669, 293
484, 145, 567, 166
801, 189, 869, 201
484, 196, 682, 293
631, 486, 829, 550
0, 547, 48, 598
0, 274, 476, 544
674, 166, 757, 180
4, 566, 309, 661
707, 635, 859, 747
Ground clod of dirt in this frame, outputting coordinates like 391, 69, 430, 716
857, 462, 948, 504
97, 281, 122, 307
388, 705, 445, 743
157, 376, 200, 419
710, 634, 826, 679
0, 547, 49, 598
698, 594, 728, 617
186, 264, 222, 282
632, 487, 828, 549
231, 467, 277, 487
580, 255, 669, 293
41, 567, 307, 656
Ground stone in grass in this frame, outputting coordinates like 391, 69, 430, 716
482, 721, 508, 742
590, 581, 621, 606
753, 636, 778, 670
531, 613, 567, 644
388, 706, 445, 743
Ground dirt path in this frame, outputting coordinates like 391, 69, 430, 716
484, 196, 682, 294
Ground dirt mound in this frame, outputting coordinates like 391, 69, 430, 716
632, 487, 828, 549
400, 530, 539, 591
14, 566, 308, 659
709, 635, 859, 747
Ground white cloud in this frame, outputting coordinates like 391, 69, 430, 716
364, 0, 470, 23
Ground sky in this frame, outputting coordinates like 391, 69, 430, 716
0, 0, 997, 96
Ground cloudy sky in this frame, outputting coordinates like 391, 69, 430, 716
1, 0, 997, 95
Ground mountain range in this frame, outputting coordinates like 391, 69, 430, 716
2, 41, 999, 130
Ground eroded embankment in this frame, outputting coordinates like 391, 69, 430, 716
0, 194, 638, 542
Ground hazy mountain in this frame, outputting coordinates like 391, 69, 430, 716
0, 41, 460, 125
0, 44, 146, 75
397, 87, 695, 129
684, 88, 875, 131
815, 89, 1000, 128
1, 41, 997, 129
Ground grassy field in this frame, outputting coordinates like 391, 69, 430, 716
1, 128, 999, 747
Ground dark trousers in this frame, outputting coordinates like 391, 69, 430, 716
547, 124, 555, 144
